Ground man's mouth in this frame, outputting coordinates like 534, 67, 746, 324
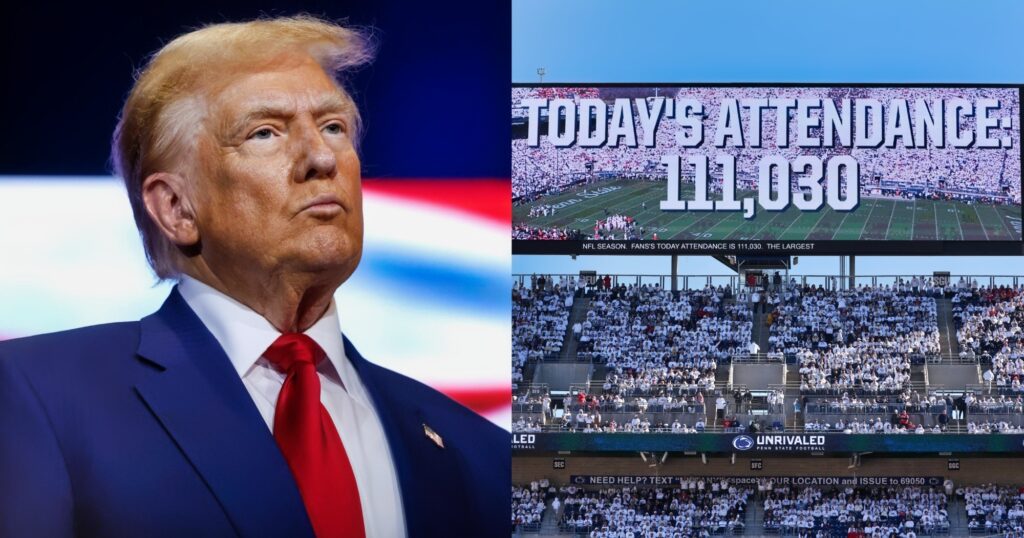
300, 194, 345, 217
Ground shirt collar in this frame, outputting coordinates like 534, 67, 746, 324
177, 275, 352, 391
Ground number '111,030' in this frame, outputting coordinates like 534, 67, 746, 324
660, 154, 860, 219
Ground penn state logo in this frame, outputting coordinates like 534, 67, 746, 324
732, 435, 755, 451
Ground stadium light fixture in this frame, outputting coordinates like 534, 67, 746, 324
536, 67, 546, 82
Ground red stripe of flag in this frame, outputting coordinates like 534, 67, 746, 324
363, 179, 510, 226
437, 386, 511, 416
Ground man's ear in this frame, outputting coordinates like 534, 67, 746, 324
142, 172, 200, 247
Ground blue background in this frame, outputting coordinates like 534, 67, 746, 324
514, 0, 1024, 84
0, 1, 510, 179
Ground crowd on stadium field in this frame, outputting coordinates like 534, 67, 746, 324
762, 485, 950, 537
512, 87, 1022, 207
954, 285, 1024, 392
512, 224, 584, 240
964, 485, 1024, 535
767, 284, 939, 393
528, 204, 558, 218
511, 278, 574, 388
590, 214, 647, 240
557, 483, 751, 537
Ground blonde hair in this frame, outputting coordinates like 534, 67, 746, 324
112, 15, 373, 279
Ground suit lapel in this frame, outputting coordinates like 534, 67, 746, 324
134, 289, 313, 538
342, 337, 472, 537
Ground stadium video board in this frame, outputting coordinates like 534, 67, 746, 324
512, 432, 1024, 454
512, 84, 1023, 255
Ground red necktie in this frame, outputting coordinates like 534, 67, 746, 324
264, 333, 365, 538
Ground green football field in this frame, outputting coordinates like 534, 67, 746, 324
513, 179, 1023, 241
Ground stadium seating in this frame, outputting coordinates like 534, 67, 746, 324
769, 284, 939, 394
511, 485, 547, 533
953, 285, 1024, 393
964, 484, 1024, 535
579, 284, 749, 386
511, 479, 1024, 537
512, 275, 1024, 434
512, 279, 575, 389
557, 482, 751, 536
762, 485, 950, 536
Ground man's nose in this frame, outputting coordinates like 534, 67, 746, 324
295, 120, 338, 182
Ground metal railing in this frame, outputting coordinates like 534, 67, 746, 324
927, 355, 983, 364
514, 383, 551, 397
731, 353, 786, 363
561, 380, 724, 395
514, 273, 1024, 292
966, 383, 1024, 396
512, 423, 1010, 435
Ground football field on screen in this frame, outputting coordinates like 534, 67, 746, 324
513, 179, 1023, 241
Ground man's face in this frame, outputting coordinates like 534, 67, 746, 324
192, 56, 363, 286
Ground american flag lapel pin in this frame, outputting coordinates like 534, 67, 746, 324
423, 424, 444, 449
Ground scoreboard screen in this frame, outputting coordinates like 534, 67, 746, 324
512, 84, 1023, 255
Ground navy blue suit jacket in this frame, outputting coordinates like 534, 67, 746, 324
0, 288, 510, 537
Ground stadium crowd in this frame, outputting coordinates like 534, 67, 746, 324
512, 224, 584, 240
511, 417, 544, 433
804, 417, 944, 434
804, 392, 932, 414
964, 484, 1024, 535
558, 483, 751, 536
767, 284, 939, 393
570, 390, 709, 414
954, 286, 1024, 392
511, 278, 574, 389
762, 485, 950, 537
512, 479, 1024, 537
967, 394, 1024, 414
966, 421, 1024, 434
554, 412, 705, 434
511, 485, 547, 532
577, 285, 749, 407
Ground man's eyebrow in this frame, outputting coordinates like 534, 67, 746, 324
309, 93, 354, 117
227, 94, 354, 137
228, 102, 294, 137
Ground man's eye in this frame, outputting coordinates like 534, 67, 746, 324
324, 123, 344, 135
250, 128, 274, 140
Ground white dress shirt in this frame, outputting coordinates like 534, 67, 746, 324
178, 276, 406, 537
